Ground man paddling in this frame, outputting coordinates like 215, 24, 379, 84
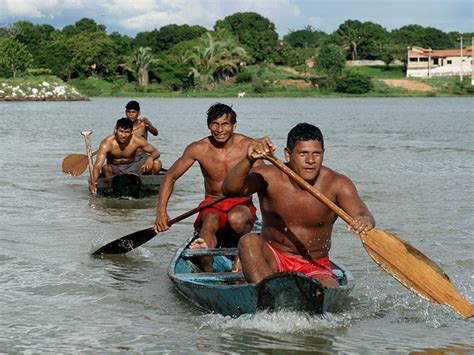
88, 118, 162, 196
222, 123, 375, 287
154, 103, 262, 272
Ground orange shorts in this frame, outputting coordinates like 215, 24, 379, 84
266, 242, 336, 279
193, 196, 257, 232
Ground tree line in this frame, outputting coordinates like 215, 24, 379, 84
0, 13, 471, 90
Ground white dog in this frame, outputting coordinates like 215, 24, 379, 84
237, 92, 246, 98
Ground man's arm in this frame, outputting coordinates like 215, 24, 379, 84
154, 145, 197, 232
142, 117, 158, 136
222, 137, 275, 197
335, 175, 375, 234
88, 139, 110, 196
140, 140, 161, 173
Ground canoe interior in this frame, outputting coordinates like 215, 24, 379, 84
168, 237, 355, 317
96, 170, 165, 198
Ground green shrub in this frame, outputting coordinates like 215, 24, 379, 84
26, 68, 53, 76
335, 72, 373, 94
252, 80, 268, 93
309, 76, 336, 92
235, 71, 253, 83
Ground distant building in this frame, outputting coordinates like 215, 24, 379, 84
406, 46, 474, 78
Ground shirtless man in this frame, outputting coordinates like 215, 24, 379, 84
88, 118, 161, 196
154, 103, 262, 272
125, 100, 159, 158
222, 123, 375, 287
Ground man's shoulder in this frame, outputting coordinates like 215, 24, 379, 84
233, 133, 254, 143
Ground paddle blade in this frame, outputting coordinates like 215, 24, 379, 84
92, 227, 156, 255
62, 154, 89, 176
361, 228, 474, 318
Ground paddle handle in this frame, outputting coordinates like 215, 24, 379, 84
81, 131, 94, 177
265, 156, 354, 225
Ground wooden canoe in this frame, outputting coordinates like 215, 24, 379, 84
96, 170, 166, 198
168, 235, 355, 317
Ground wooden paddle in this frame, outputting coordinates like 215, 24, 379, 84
81, 130, 94, 177
92, 196, 227, 255
62, 150, 98, 176
266, 155, 474, 318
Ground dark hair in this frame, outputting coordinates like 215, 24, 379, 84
286, 123, 324, 151
207, 103, 237, 125
125, 100, 140, 111
116, 117, 133, 130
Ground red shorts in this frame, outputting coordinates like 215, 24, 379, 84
193, 196, 257, 232
266, 242, 336, 279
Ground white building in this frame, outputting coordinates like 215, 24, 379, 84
406, 45, 473, 79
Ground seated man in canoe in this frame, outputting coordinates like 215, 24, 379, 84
154, 103, 263, 272
222, 123, 375, 287
88, 117, 162, 196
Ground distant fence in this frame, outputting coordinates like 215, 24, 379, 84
347, 60, 403, 66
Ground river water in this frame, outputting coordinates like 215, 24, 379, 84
0, 97, 472, 353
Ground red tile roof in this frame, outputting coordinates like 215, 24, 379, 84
409, 45, 474, 58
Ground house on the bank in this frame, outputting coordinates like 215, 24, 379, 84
406, 45, 473, 78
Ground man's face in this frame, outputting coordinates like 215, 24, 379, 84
115, 127, 133, 144
285, 140, 324, 181
126, 109, 140, 122
208, 114, 236, 143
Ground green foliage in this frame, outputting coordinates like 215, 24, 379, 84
26, 68, 53, 76
308, 76, 336, 92
185, 31, 249, 89
283, 26, 328, 48
62, 18, 106, 37
67, 32, 118, 78
0, 38, 33, 78
347, 65, 405, 79
215, 12, 279, 63
335, 71, 373, 94
331, 20, 390, 60
10, 21, 57, 65
135, 24, 207, 52
391, 25, 456, 49
234, 71, 253, 83
152, 56, 193, 90
274, 42, 316, 66
317, 43, 345, 74
35, 34, 74, 80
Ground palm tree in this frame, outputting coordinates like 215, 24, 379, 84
185, 31, 249, 89
134, 46, 157, 89
335, 20, 363, 61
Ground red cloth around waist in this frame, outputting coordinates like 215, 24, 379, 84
193, 196, 256, 232
266, 242, 336, 279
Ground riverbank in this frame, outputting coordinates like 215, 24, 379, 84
0, 76, 88, 101
1, 70, 472, 100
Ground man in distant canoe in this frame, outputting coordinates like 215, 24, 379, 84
125, 100, 159, 140
154, 103, 263, 272
125, 100, 159, 160
88, 118, 162, 196
222, 123, 375, 287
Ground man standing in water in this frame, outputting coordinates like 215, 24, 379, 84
222, 123, 375, 287
154, 103, 262, 272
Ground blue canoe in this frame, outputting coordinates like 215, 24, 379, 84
168, 235, 355, 317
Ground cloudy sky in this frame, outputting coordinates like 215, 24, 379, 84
1, 0, 472, 37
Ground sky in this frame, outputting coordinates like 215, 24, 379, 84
0, 0, 472, 37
